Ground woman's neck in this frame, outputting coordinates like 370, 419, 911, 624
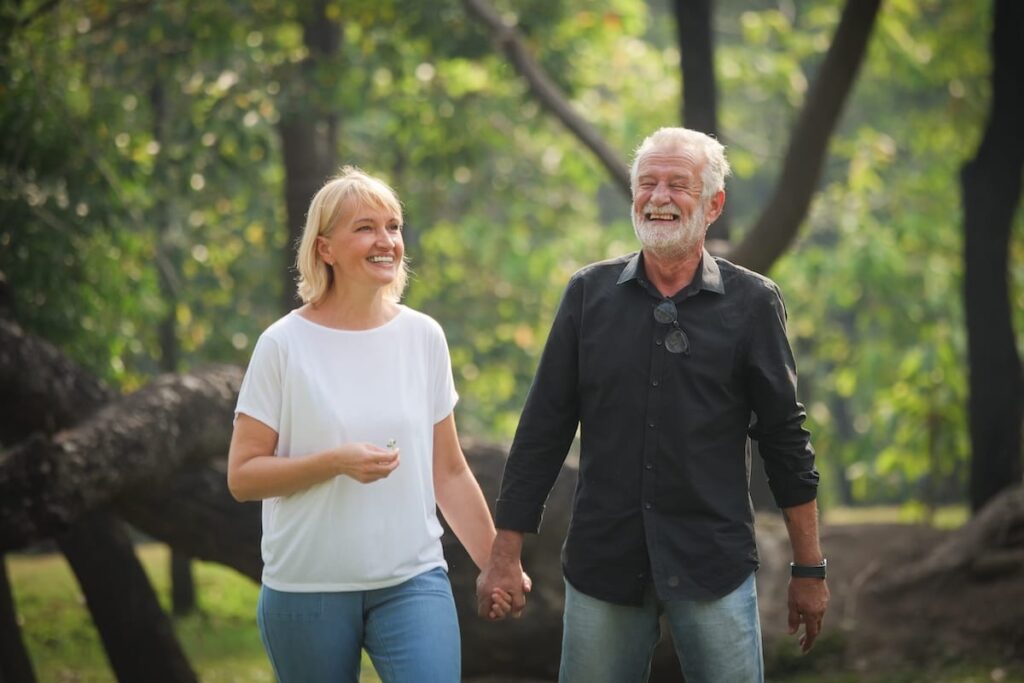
301, 287, 399, 331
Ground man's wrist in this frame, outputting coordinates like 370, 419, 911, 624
790, 558, 827, 579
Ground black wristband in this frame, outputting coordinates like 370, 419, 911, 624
790, 559, 827, 579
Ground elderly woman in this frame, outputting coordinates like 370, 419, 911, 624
227, 167, 517, 682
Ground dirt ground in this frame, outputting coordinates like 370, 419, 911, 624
757, 521, 1024, 678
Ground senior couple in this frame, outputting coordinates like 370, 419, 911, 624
228, 126, 829, 683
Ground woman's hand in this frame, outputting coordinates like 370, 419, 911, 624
334, 442, 400, 483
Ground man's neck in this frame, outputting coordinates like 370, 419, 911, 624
642, 243, 703, 298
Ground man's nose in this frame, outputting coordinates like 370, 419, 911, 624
651, 182, 670, 204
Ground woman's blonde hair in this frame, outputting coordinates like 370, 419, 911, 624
295, 166, 409, 305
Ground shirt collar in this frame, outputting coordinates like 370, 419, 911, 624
617, 249, 725, 295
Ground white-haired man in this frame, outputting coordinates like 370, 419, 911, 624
477, 127, 829, 682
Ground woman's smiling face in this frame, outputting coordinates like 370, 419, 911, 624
317, 199, 404, 293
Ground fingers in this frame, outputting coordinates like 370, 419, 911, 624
801, 616, 821, 653
522, 572, 533, 593
488, 589, 513, 619
787, 606, 800, 635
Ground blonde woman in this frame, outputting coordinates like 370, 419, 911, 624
228, 167, 520, 682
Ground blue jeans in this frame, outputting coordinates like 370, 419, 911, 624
257, 567, 460, 683
560, 571, 763, 683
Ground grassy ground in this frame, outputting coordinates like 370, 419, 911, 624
6, 507, 1021, 682
6, 544, 379, 682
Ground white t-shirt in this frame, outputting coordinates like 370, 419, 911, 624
235, 306, 459, 592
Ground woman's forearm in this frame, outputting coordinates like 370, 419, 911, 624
435, 465, 497, 570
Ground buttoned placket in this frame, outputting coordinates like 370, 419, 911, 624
638, 279, 669, 590
638, 278, 701, 596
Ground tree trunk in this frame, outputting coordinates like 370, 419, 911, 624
0, 555, 36, 683
962, 0, 1024, 512
671, 0, 729, 243
56, 511, 197, 683
277, 0, 340, 312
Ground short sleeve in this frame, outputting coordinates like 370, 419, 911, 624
235, 333, 283, 432
430, 322, 459, 424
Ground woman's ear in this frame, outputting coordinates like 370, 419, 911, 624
316, 235, 333, 266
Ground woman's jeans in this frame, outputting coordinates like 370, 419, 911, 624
257, 567, 460, 683
559, 571, 764, 683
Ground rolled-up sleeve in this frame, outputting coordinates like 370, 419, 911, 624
496, 278, 582, 532
744, 281, 819, 508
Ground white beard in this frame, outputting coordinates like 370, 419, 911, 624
632, 201, 707, 258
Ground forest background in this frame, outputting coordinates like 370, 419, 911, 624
1, 0, 1022, 680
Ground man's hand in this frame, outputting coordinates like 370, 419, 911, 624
476, 530, 530, 620
787, 577, 830, 653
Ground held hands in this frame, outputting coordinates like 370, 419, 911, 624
787, 577, 830, 653
334, 441, 399, 483
477, 560, 532, 620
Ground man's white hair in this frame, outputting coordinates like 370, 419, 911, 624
630, 127, 732, 200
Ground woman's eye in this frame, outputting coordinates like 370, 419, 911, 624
389, 224, 402, 232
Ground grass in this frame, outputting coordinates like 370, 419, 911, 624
823, 503, 969, 530
6, 544, 381, 682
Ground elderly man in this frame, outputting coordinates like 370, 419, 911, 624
477, 127, 829, 682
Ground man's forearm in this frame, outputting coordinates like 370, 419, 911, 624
781, 498, 824, 564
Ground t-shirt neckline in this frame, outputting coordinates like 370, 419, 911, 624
289, 305, 406, 334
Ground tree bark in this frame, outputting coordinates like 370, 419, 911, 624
962, 0, 1024, 512
671, 0, 729, 244
0, 555, 36, 683
0, 319, 114, 444
0, 317, 199, 682
0, 365, 242, 552
277, 0, 340, 312
56, 511, 197, 683
729, 0, 882, 273
461, 0, 631, 194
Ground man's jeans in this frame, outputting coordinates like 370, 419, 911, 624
257, 567, 460, 683
559, 571, 764, 683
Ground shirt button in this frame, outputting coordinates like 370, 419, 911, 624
648, 422, 655, 428
668, 576, 680, 588
643, 502, 652, 510
645, 463, 653, 470
651, 379, 659, 387
655, 338, 663, 346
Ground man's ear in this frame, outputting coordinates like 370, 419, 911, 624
707, 189, 726, 224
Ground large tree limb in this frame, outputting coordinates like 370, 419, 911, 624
0, 364, 241, 552
729, 0, 882, 273
461, 0, 631, 193
0, 319, 115, 444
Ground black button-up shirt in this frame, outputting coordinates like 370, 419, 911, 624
495, 250, 819, 604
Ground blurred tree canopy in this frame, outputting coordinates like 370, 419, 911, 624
2, 0, 1021, 511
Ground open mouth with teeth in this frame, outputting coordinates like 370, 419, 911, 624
645, 211, 680, 222
367, 255, 394, 264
